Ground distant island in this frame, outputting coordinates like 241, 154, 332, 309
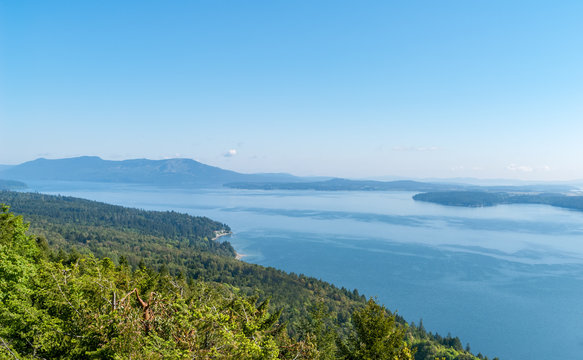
225, 178, 577, 193
225, 178, 468, 192
413, 191, 583, 212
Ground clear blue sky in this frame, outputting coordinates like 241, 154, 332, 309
1, 1, 582, 180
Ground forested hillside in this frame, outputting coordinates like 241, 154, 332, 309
0, 179, 26, 190
0, 191, 231, 250
413, 191, 583, 212
0, 191, 493, 359
0, 192, 364, 334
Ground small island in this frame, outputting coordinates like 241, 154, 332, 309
413, 191, 583, 212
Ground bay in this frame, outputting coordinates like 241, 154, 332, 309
24, 181, 583, 360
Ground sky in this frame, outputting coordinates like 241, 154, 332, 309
1, 1, 582, 180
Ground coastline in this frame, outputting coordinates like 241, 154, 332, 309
212, 230, 232, 241
212, 230, 246, 260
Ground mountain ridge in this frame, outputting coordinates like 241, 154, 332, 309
0, 156, 301, 186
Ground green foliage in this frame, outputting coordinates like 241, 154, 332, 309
0, 190, 233, 257
297, 301, 338, 359
338, 298, 414, 360
0, 191, 366, 337
0, 206, 315, 358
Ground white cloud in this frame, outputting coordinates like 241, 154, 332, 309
506, 164, 534, 172
162, 153, 183, 159
392, 146, 440, 152
504, 164, 553, 175
224, 149, 237, 157
451, 165, 483, 171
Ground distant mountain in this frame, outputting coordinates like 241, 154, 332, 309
4, 157, 577, 193
0, 156, 302, 187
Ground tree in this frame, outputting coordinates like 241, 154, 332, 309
298, 300, 338, 359
0, 205, 46, 357
339, 298, 414, 360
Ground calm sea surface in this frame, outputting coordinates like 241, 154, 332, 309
25, 182, 583, 360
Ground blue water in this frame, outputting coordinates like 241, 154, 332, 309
24, 182, 583, 360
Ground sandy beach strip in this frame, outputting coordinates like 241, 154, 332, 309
212, 231, 232, 241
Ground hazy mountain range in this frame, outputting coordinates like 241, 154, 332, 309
0, 156, 578, 193
0, 156, 301, 187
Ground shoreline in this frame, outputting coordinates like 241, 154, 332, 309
212, 231, 246, 260
212, 231, 232, 241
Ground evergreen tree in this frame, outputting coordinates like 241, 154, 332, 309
338, 298, 414, 360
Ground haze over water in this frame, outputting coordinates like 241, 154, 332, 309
27, 181, 583, 360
